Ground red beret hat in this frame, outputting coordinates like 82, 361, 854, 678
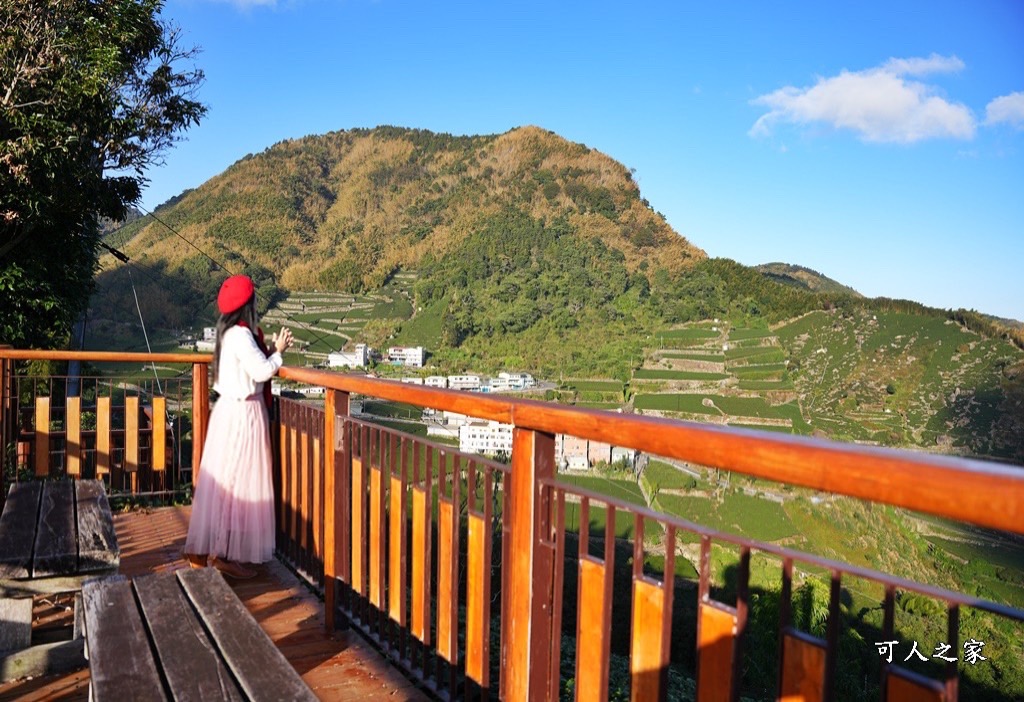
217, 275, 255, 315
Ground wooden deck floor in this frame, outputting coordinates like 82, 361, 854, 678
0, 506, 430, 702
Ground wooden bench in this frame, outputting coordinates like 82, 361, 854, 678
83, 568, 318, 701
0, 479, 119, 681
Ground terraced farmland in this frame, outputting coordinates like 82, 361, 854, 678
635, 322, 804, 433
635, 314, 1023, 458
259, 278, 417, 363
776, 309, 1024, 456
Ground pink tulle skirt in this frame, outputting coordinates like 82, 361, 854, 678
185, 396, 275, 563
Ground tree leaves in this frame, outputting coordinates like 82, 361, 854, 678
1, 0, 206, 347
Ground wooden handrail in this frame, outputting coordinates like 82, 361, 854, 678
0, 348, 213, 484
0, 350, 212, 363
279, 365, 1024, 536
3, 350, 1020, 533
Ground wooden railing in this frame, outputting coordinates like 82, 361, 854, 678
4, 348, 1024, 701
0, 350, 211, 503
273, 365, 1024, 702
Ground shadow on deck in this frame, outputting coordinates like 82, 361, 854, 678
0, 506, 429, 702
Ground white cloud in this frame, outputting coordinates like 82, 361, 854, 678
750, 54, 975, 143
882, 54, 965, 77
985, 91, 1024, 129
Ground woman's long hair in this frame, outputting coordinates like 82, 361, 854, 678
212, 295, 259, 384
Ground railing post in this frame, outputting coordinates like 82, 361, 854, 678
504, 426, 557, 701
191, 362, 209, 484
323, 388, 350, 633
0, 346, 11, 511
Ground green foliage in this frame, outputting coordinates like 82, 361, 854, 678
1, 0, 206, 347
561, 379, 624, 392
643, 460, 697, 491
318, 258, 365, 293
657, 492, 798, 541
633, 369, 728, 380
411, 208, 651, 376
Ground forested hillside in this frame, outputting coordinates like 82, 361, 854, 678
92, 125, 1024, 460
102, 125, 697, 294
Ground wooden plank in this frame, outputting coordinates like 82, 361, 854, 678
886, 667, 946, 702
299, 428, 309, 553
278, 420, 288, 534
95, 397, 110, 476
76, 480, 119, 574
289, 426, 298, 545
697, 601, 737, 702
577, 557, 609, 702
505, 427, 556, 701
411, 485, 427, 641
152, 396, 166, 472
466, 512, 485, 684
0, 638, 85, 683
34, 397, 49, 477
630, 577, 666, 702
66, 396, 81, 476
351, 457, 364, 596
125, 396, 139, 473
134, 571, 245, 701
192, 362, 209, 483
0, 596, 32, 651
32, 481, 76, 578
0, 481, 42, 579
388, 475, 403, 622
312, 435, 322, 562
82, 575, 167, 701
437, 498, 454, 663
369, 465, 382, 608
780, 630, 826, 702
177, 567, 318, 701
322, 389, 343, 633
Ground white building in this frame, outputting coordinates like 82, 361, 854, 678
425, 376, 448, 388
440, 411, 471, 426
448, 375, 481, 391
459, 420, 513, 457
555, 434, 638, 471
203, 327, 216, 341
387, 346, 425, 367
486, 377, 514, 392
498, 372, 535, 389
328, 343, 369, 369
400, 377, 424, 385
427, 423, 459, 440
295, 385, 325, 396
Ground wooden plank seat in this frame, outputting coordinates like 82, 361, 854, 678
83, 568, 318, 701
0, 479, 119, 596
0, 479, 119, 681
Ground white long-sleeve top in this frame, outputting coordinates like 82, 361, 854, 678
213, 325, 283, 400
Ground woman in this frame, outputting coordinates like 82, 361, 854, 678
184, 275, 293, 579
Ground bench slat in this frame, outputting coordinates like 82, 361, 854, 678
0, 482, 42, 579
134, 572, 245, 701
76, 480, 119, 574
82, 576, 167, 701
32, 481, 77, 577
177, 568, 318, 702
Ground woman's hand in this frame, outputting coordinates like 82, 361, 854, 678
273, 327, 293, 354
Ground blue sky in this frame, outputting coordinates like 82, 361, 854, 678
149, 0, 1024, 320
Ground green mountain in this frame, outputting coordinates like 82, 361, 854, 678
90, 126, 1024, 461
